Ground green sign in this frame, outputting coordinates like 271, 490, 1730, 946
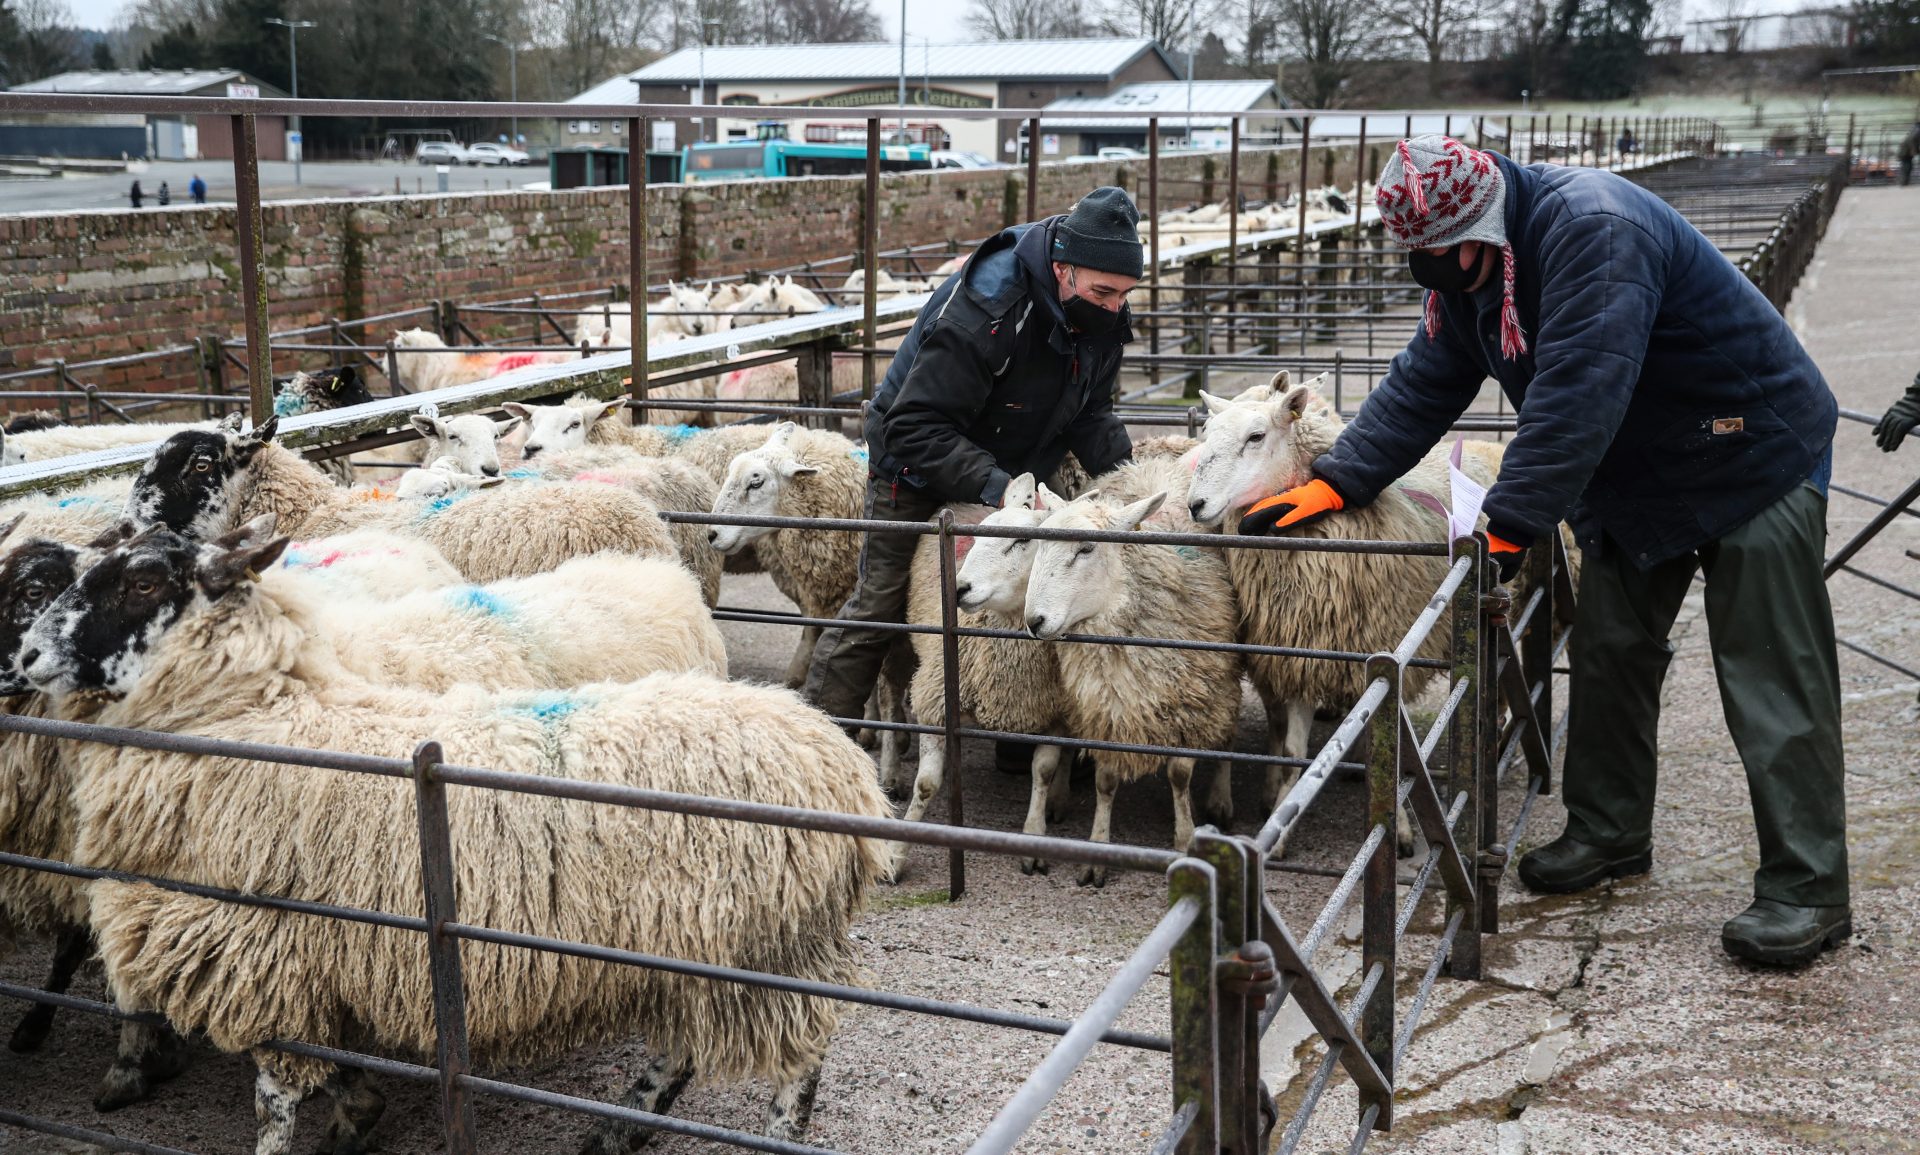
722, 94, 761, 106
801, 86, 992, 111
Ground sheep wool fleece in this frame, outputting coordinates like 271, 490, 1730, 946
66, 575, 893, 1097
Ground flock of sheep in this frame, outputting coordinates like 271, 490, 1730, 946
0, 274, 1507, 1146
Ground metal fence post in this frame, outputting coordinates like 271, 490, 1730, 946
1026, 116, 1041, 223
1478, 572, 1510, 937
1195, 832, 1269, 1155
231, 112, 271, 425
937, 509, 966, 899
1523, 541, 1555, 789
1446, 538, 1486, 979
1167, 857, 1220, 1155
1360, 654, 1399, 1131
630, 116, 649, 417
1148, 117, 1160, 358
863, 116, 881, 401
410, 740, 478, 1153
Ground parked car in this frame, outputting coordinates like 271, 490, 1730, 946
468, 143, 532, 167
416, 140, 470, 166
412, 140, 468, 165
931, 149, 1002, 170
1097, 146, 1145, 160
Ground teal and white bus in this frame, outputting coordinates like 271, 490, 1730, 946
682, 122, 933, 183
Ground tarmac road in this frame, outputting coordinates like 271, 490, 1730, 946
0, 157, 551, 214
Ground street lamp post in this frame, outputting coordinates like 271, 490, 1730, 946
264, 17, 316, 185
696, 19, 721, 144
898, 0, 907, 136
481, 33, 518, 147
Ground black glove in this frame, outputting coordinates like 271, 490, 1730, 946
1874, 376, 1920, 453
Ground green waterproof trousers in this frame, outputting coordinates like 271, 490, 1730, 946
1561, 481, 1850, 907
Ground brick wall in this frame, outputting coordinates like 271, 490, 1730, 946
0, 146, 1320, 395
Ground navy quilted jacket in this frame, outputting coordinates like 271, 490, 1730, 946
1313, 155, 1836, 568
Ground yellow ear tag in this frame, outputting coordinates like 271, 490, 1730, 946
245, 568, 262, 584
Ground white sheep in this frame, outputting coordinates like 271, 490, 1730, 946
0, 412, 243, 467
406, 409, 524, 476
899, 476, 1071, 875
1186, 372, 1501, 852
708, 422, 869, 688
394, 454, 507, 499
125, 417, 681, 584
388, 328, 573, 393
292, 544, 726, 688
21, 523, 895, 1155
502, 433, 725, 607
1023, 461, 1243, 886
273, 526, 465, 596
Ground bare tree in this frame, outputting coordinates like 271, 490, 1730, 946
770, 0, 881, 41
1272, 0, 1376, 107
1099, 0, 1218, 46
1710, 0, 1750, 52
1380, 0, 1481, 89
11, 0, 81, 81
1239, 0, 1280, 70
965, 0, 1090, 38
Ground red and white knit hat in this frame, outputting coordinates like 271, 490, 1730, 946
1375, 134, 1526, 359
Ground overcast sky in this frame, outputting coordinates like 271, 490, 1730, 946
59, 0, 1790, 48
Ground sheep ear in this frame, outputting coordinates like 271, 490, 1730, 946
197, 533, 291, 598
1267, 369, 1292, 392
242, 415, 280, 449
493, 416, 524, 439
1112, 491, 1167, 533
219, 411, 246, 433
1199, 389, 1231, 417
477, 475, 507, 489
1003, 473, 1037, 511
1035, 482, 1065, 511
85, 519, 137, 550
332, 365, 358, 391
596, 396, 630, 423
765, 421, 799, 448
409, 414, 443, 439
500, 401, 533, 419
778, 459, 819, 479
1282, 386, 1313, 420
209, 512, 276, 551
0, 511, 24, 545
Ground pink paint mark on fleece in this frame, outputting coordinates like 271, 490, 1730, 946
490, 353, 544, 375
570, 470, 628, 487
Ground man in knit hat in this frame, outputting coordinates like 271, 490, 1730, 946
1238, 135, 1849, 967
804, 187, 1142, 772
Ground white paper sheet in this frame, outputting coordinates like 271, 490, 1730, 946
1447, 439, 1487, 558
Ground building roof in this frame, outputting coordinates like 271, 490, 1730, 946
571, 38, 1175, 102
9, 69, 289, 98
1039, 80, 1279, 128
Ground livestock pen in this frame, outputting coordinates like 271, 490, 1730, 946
0, 91, 1895, 1155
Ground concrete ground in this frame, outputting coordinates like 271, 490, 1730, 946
0, 189, 1915, 1155
0, 158, 550, 215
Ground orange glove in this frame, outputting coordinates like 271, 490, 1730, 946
1487, 531, 1526, 583
1238, 479, 1344, 536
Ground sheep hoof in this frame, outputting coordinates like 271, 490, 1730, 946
93, 1064, 150, 1112
856, 728, 879, 750
7, 1006, 54, 1053
1397, 832, 1418, 859
1077, 864, 1109, 889
1019, 856, 1049, 876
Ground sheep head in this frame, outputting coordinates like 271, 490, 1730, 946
505, 396, 626, 461
127, 415, 280, 540
20, 519, 287, 700
408, 411, 522, 478
1022, 491, 1166, 641
398, 456, 507, 500
707, 421, 818, 556
1186, 371, 1333, 528
0, 511, 92, 696
954, 473, 1045, 616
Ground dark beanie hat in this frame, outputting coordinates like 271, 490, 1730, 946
1052, 186, 1143, 279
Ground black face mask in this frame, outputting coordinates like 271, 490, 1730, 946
1408, 247, 1482, 294
1063, 294, 1122, 335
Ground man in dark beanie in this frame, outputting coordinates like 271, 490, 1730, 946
1237, 135, 1849, 968
803, 186, 1143, 776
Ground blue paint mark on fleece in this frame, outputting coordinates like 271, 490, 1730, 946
848, 445, 869, 464
272, 390, 310, 418
505, 468, 540, 480
54, 495, 101, 509
418, 488, 477, 518
662, 424, 700, 443
502, 690, 583, 724
446, 585, 513, 617
1175, 546, 1201, 560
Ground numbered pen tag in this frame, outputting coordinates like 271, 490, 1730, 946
1447, 440, 1487, 560
727, 342, 742, 361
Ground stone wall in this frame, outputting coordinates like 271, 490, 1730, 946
0, 145, 1322, 394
